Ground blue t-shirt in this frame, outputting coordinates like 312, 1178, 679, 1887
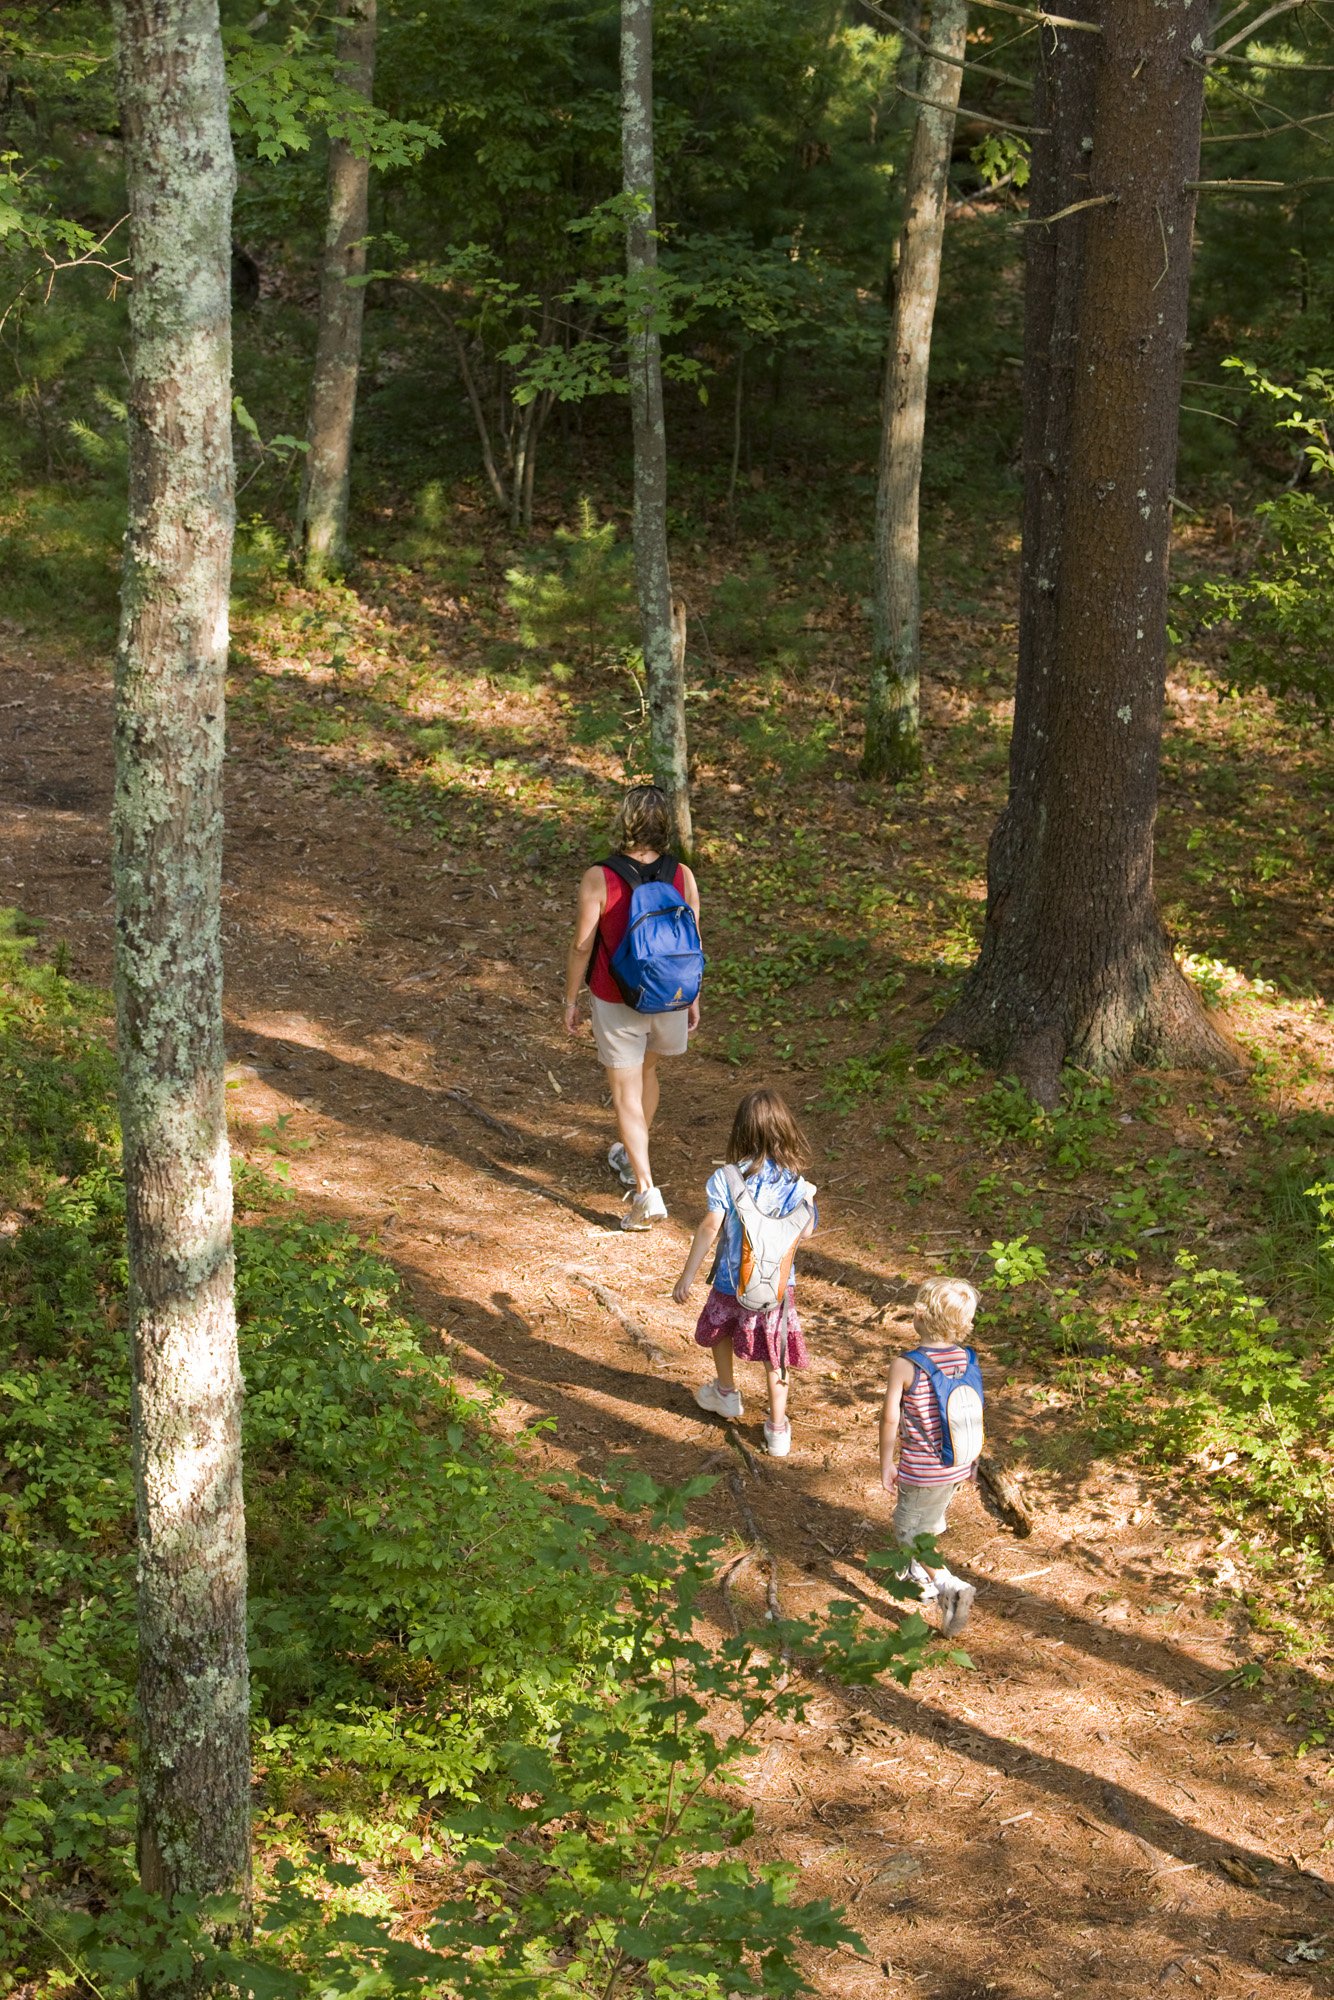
706, 1156, 818, 1298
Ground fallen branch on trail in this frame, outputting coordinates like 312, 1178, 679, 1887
729, 1469, 784, 1626
717, 1550, 750, 1634
977, 1451, 1035, 1537
443, 1086, 526, 1146
724, 1421, 766, 1480
565, 1267, 667, 1369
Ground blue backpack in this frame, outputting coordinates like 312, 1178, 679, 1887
603, 854, 705, 1015
905, 1345, 985, 1469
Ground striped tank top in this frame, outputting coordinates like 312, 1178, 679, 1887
898, 1344, 974, 1487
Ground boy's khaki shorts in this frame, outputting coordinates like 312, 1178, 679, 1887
893, 1477, 969, 1542
589, 993, 689, 1070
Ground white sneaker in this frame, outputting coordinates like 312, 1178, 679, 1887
694, 1380, 743, 1420
937, 1572, 976, 1636
908, 1558, 940, 1602
763, 1420, 792, 1458
620, 1185, 667, 1230
607, 1141, 636, 1188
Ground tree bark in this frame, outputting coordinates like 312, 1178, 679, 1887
926, 0, 1236, 1105
863, 0, 968, 782
296, 0, 376, 584
113, 0, 251, 1956
621, 0, 692, 856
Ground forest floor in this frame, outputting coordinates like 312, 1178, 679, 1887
3, 563, 1333, 2000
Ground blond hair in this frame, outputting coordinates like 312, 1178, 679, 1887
611, 784, 673, 856
913, 1277, 979, 1342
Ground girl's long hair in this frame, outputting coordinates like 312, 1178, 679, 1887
726, 1088, 809, 1174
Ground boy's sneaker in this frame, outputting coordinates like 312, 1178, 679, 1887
694, 1380, 743, 1420
620, 1185, 667, 1230
607, 1141, 636, 1188
763, 1420, 791, 1458
907, 1558, 939, 1602
937, 1574, 976, 1636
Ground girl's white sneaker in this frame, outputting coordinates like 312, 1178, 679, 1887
694, 1380, 743, 1420
763, 1420, 792, 1458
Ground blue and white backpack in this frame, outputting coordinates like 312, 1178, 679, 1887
905, 1345, 985, 1469
604, 854, 705, 1015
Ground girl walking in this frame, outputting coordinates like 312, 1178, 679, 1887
672, 1088, 817, 1457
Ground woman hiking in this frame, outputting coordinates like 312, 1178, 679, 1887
564, 785, 702, 1230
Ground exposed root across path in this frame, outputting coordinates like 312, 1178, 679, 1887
5, 642, 1334, 2000
566, 1265, 669, 1370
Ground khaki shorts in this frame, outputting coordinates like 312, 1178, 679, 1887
589, 993, 689, 1070
893, 1478, 969, 1542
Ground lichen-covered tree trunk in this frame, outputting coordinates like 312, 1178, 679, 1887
927, 0, 1235, 1104
113, 0, 251, 1955
296, 0, 376, 584
621, 0, 692, 856
863, 0, 967, 782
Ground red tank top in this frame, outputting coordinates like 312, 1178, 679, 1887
898, 1344, 973, 1487
588, 856, 685, 1003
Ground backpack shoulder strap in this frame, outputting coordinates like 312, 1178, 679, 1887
721, 1162, 747, 1203
651, 851, 680, 885
602, 853, 641, 889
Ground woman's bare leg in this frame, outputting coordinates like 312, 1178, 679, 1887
641, 1051, 661, 1133
608, 1064, 653, 1192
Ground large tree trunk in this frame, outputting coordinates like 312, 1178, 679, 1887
926, 0, 1235, 1105
113, 0, 251, 1956
296, 0, 376, 584
621, 0, 692, 856
862, 0, 967, 782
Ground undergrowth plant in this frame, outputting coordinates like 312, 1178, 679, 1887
505, 500, 637, 670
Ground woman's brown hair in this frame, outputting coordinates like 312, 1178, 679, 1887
726, 1088, 809, 1174
611, 784, 673, 857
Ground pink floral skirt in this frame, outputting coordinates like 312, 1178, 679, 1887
694, 1285, 809, 1371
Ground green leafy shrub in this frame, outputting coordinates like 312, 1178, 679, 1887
986, 1235, 1049, 1288
0, 915, 623, 1908
706, 556, 818, 673
1119, 1256, 1334, 1549
975, 1073, 1114, 1174
1181, 362, 1334, 717
506, 500, 636, 668
230, 1520, 931, 2000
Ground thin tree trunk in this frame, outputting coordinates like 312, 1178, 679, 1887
113, 0, 251, 1961
621, 0, 692, 856
926, 0, 1236, 1105
863, 0, 967, 782
442, 306, 508, 510
296, 0, 376, 584
511, 399, 534, 531
726, 343, 745, 521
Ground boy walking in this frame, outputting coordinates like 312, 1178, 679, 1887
879, 1277, 984, 1636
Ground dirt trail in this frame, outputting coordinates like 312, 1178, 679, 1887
5, 642, 1334, 2000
